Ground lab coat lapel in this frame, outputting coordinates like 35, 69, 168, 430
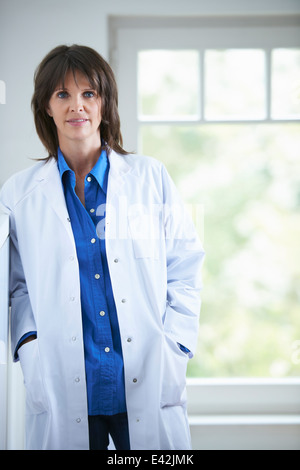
35, 158, 75, 245
107, 150, 131, 200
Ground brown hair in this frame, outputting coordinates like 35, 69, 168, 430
31, 44, 128, 160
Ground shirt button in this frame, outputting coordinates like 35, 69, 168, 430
91, 238, 96, 244
90, 208, 95, 213
87, 176, 92, 182
99, 310, 105, 316
95, 274, 100, 279
105, 347, 110, 353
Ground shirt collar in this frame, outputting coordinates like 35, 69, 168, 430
57, 147, 70, 180
57, 147, 109, 193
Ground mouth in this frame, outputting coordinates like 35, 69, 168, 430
66, 119, 89, 126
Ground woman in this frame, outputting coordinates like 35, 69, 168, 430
0, 45, 204, 450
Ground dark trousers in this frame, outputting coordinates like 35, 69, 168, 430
88, 412, 130, 450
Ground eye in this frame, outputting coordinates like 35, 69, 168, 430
83, 91, 96, 98
57, 90, 68, 99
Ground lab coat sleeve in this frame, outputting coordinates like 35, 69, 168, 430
160, 164, 205, 358
0, 188, 37, 361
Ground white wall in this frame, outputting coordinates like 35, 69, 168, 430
0, 0, 300, 185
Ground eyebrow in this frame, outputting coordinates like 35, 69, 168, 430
54, 86, 96, 91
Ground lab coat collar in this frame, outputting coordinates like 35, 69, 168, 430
107, 149, 132, 200
108, 149, 131, 177
35, 148, 131, 183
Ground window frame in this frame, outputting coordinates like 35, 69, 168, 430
110, 15, 300, 150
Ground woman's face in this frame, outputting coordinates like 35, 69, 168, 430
47, 70, 102, 149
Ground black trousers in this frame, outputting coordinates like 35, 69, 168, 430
88, 412, 130, 450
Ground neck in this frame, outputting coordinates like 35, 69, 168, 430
59, 138, 102, 179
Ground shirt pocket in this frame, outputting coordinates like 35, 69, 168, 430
127, 212, 160, 259
18, 339, 49, 415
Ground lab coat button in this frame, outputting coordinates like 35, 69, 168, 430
75, 377, 80, 383
70, 296, 75, 302
127, 337, 132, 343
133, 378, 137, 383
69, 256, 74, 261
121, 298, 126, 303
76, 418, 81, 423
72, 336, 76, 342
114, 258, 119, 263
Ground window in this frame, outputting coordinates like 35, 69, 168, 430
111, 16, 300, 379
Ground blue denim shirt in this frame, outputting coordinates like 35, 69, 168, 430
57, 147, 127, 416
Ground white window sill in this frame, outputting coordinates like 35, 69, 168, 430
187, 377, 300, 414
186, 377, 300, 449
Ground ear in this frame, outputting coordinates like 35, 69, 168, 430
46, 106, 52, 117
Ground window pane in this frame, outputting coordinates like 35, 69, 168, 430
272, 48, 300, 119
205, 49, 266, 120
140, 123, 300, 378
138, 50, 200, 119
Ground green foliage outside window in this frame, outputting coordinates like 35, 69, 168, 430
141, 123, 300, 378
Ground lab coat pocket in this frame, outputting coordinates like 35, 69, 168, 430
18, 339, 48, 415
127, 213, 159, 259
160, 334, 189, 408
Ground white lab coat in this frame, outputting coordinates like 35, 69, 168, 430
0, 150, 204, 450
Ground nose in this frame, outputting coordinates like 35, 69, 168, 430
70, 94, 84, 113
